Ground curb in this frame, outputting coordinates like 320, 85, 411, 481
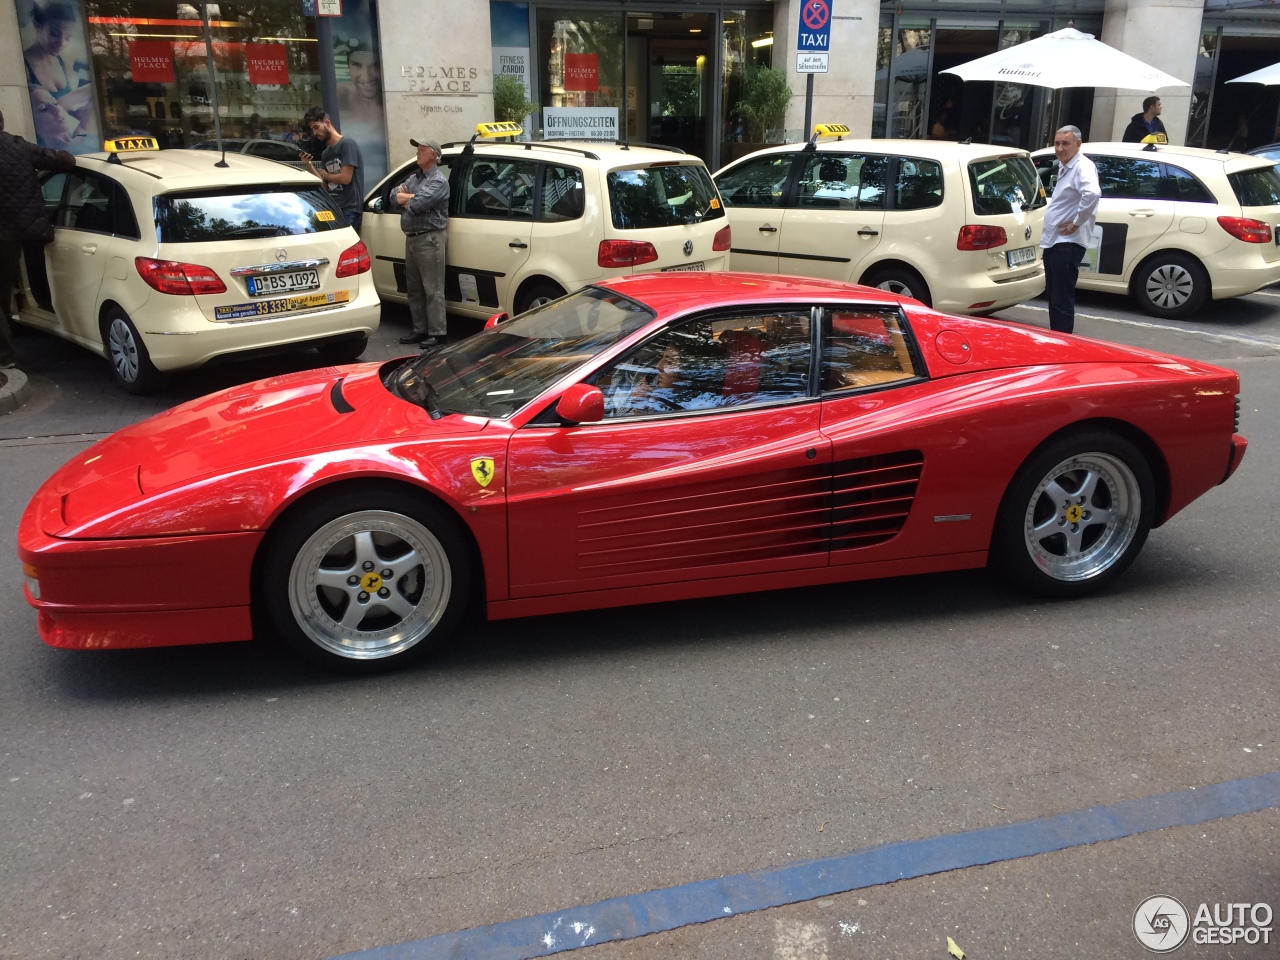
0, 367, 32, 415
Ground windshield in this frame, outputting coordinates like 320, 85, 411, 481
154, 185, 345, 242
387, 287, 656, 419
967, 155, 1045, 214
607, 163, 725, 229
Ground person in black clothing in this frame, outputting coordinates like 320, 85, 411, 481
1122, 96, 1167, 143
0, 108, 75, 370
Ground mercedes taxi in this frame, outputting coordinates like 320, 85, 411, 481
360, 123, 730, 320
1032, 141, 1280, 318
12, 137, 379, 393
712, 126, 1046, 315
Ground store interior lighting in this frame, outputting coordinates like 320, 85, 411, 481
751, 36, 774, 48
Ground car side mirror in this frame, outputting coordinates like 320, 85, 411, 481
484, 311, 509, 330
556, 383, 604, 424
367, 196, 384, 213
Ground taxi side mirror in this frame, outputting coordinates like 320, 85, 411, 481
484, 311, 509, 330
367, 196, 384, 213
556, 383, 604, 424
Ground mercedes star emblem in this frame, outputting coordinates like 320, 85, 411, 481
276, 248, 288, 262
683, 240, 694, 257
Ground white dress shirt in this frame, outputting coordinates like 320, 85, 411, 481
1041, 152, 1101, 249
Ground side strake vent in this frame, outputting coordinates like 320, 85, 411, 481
829, 450, 924, 551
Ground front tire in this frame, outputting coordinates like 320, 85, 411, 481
862, 265, 932, 307
992, 430, 1155, 598
1133, 252, 1208, 319
259, 487, 471, 671
103, 307, 167, 394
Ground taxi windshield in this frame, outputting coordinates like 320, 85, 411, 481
387, 288, 655, 419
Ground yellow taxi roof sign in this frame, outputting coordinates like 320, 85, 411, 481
104, 136, 160, 153
476, 121, 522, 139
812, 123, 851, 139
1140, 133, 1168, 145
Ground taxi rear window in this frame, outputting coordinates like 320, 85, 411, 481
154, 185, 345, 243
1229, 166, 1280, 207
606, 163, 725, 229
968, 155, 1045, 215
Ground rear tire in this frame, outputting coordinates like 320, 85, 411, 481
862, 265, 932, 307
103, 307, 167, 395
316, 335, 369, 365
515, 280, 565, 316
991, 430, 1155, 598
1132, 251, 1208, 319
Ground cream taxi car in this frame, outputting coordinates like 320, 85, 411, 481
1032, 141, 1280, 318
13, 137, 379, 393
712, 127, 1046, 315
360, 124, 730, 319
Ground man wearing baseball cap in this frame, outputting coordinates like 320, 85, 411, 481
394, 136, 449, 346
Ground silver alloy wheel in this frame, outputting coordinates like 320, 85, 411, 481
527, 294, 556, 309
107, 317, 140, 383
1022, 452, 1142, 582
1144, 262, 1195, 310
287, 509, 451, 660
875, 278, 914, 298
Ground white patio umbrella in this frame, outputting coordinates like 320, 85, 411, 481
1227, 63, 1280, 85
940, 27, 1188, 92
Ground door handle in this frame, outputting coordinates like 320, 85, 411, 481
81, 243, 98, 253
857, 227, 880, 237
1128, 209, 1156, 218
758, 224, 778, 233
509, 240, 528, 249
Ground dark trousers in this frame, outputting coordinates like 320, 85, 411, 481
1043, 242, 1086, 334
0, 239, 21, 365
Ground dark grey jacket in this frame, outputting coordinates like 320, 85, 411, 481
0, 130, 75, 244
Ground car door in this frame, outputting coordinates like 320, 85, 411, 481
44, 169, 120, 340
361, 159, 422, 302
779, 151, 887, 282
713, 152, 796, 273
448, 155, 535, 314
1087, 155, 1174, 278
505, 306, 830, 599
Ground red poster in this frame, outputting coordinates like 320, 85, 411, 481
564, 53, 598, 92
246, 43, 289, 85
129, 40, 175, 83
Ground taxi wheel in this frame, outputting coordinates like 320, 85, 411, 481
316, 335, 368, 366
1133, 252, 1209, 319
259, 485, 472, 672
863, 266, 932, 307
991, 429, 1154, 599
515, 281, 565, 316
103, 308, 167, 395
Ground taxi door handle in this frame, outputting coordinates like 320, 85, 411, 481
857, 227, 880, 237
1128, 209, 1157, 218
509, 239, 528, 249
758, 224, 778, 233
81, 243, 98, 254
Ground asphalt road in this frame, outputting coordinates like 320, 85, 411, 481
1, 290, 1277, 960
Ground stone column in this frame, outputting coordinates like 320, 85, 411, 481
378, 0, 494, 169
778, 0, 882, 139
1, 0, 34, 140
1091, 0, 1204, 145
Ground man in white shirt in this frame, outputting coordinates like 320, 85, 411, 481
1041, 125, 1101, 334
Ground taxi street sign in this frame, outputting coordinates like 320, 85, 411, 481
797, 53, 830, 74
796, 0, 831, 73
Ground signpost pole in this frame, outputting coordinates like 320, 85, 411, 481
200, 3, 227, 164
315, 18, 341, 128
804, 74, 814, 137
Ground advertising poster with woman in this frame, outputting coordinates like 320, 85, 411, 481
335, 0, 388, 183
19, 0, 100, 154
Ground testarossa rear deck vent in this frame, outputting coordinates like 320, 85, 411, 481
934, 330, 972, 365
329, 378, 356, 414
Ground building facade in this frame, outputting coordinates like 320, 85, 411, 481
3, 0, 1280, 181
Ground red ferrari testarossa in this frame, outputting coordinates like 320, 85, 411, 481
18, 273, 1247, 670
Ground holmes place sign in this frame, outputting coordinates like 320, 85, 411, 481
401, 65, 480, 95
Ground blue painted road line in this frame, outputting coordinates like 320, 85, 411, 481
327, 771, 1280, 960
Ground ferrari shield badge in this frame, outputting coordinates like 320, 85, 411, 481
470, 457, 495, 488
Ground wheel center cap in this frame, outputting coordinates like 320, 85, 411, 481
361, 572, 384, 592
1064, 504, 1084, 524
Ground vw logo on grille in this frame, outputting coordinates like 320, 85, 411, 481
275, 248, 288, 262
1025, 225, 1032, 241
683, 240, 694, 257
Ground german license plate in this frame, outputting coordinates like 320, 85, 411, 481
246, 269, 320, 296
215, 289, 350, 321
662, 261, 706, 272
1006, 246, 1037, 268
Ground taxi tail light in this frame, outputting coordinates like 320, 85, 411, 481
1217, 216, 1272, 243
335, 240, 371, 277
712, 225, 732, 251
598, 239, 659, 268
957, 225, 1008, 250
135, 257, 226, 295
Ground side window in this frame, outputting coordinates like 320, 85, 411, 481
593, 310, 812, 418
541, 163, 584, 221
1162, 164, 1215, 203
795, 154, 887, 211
894, 158, 943, 210
460, 157, 536, 219
108, 180, 140, 240
60, 171, 116, 234
41, 172, 67, 217
1093, 156, 1162, 200
715, 154, 794, 208
822, 308, 918, 392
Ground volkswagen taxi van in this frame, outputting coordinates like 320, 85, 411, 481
712, 126, 1046, 315
360, 123, 730, 319
12, 138, 380, 393
1032, 141, 1280, 318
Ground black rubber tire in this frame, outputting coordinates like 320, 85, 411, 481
102, 307, 168, 395
316, 335, 369, 365
991, 429, 1156, 599
1132, 251, 1209, 319
862, 265, 932, 307
258, 485, 472, 672
515, 280, 566, 316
